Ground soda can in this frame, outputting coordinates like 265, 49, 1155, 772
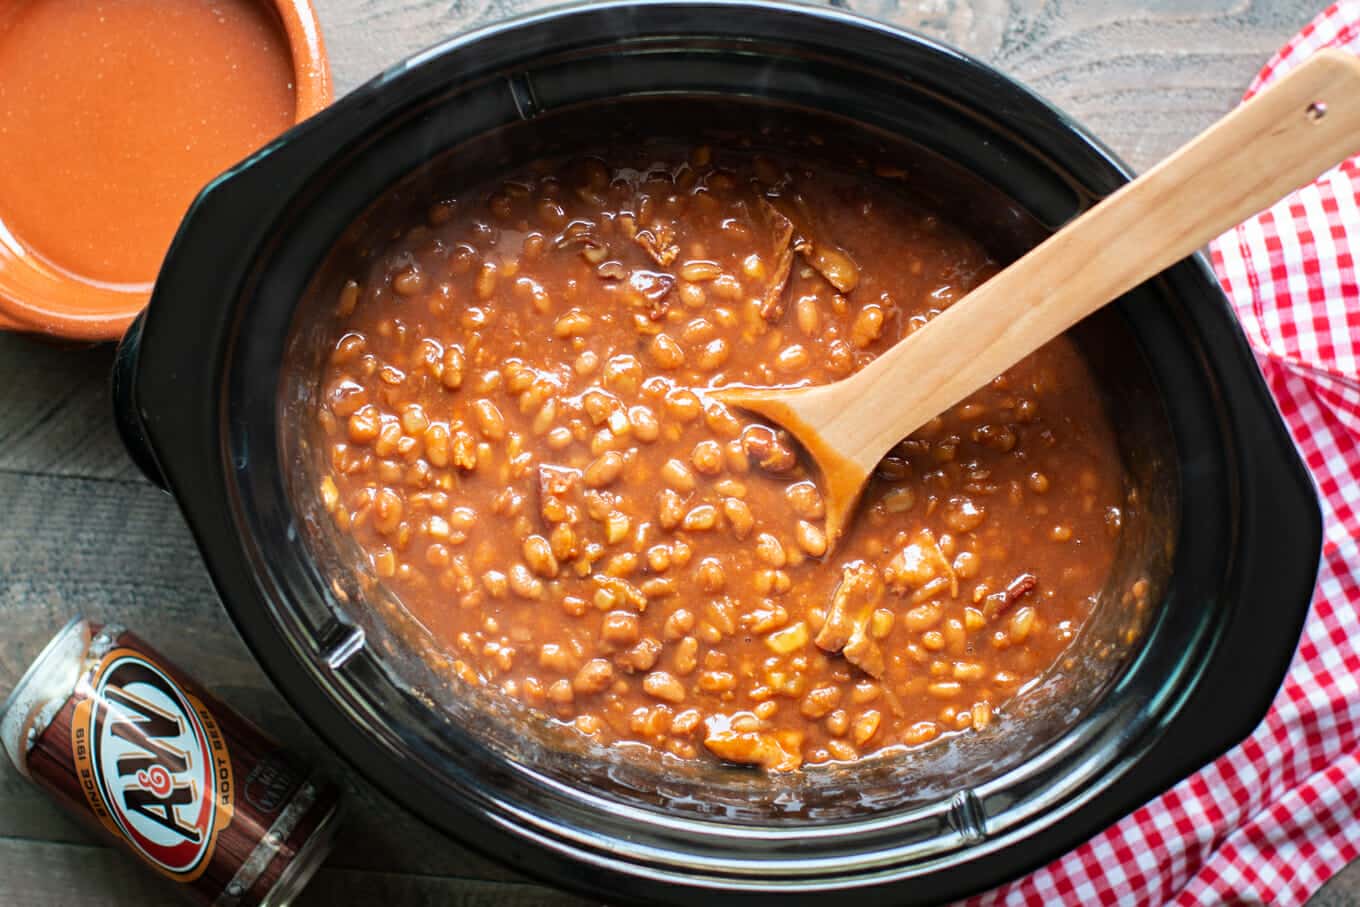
1, 618, 342, 905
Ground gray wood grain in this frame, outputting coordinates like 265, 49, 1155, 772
0, 838, 593, 907
2, 0, 1352, 904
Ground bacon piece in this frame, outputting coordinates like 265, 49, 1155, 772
634, 224, 679, 267
756, 199, 796, 322
985, 572, 1038, 618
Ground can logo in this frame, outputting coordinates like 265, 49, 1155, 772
72, 649, 233, 881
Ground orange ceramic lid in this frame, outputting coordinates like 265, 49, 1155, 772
0, 0, 332, 342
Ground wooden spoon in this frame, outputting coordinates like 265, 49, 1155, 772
714, 48, 1360, 550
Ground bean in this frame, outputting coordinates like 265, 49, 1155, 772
784, 482, 824, 519
472, 400, 506, 440
682, 505, 718, 531
661, 459, 697, 492
943, 496, 986, 533
774, 344, 810, 374
649, 333, 686, 369
450, 431, 478, 470
574, 351, 599, 376
347, 406, 381, 444
554, 309, 592, 337
603, 510, 630, 545
800, 685, 841, 719
604, 552, 639, 577
573, 659, 614, 694
664, 610, 695, 641
691, 441, 725, 476
928, 681, 962, 698
715, 500, 752, 542
904, 721, 940, 746
696, 557, 726, 592
642, 577, 676, 599
336, 280, 360, 317
765, 621, 808, 655
508, 564, 544, 599
711, 274, 743, 300
550, 523, 578, 561
869, 608, 895, 640
697, 670, 736, 692
755, 533, 787, 568
852, 710, 881, 745
658, 489, 685, 530
972, 423, 1017, 452
399, 405, 428, 437
795, 521, 827, 557
372, 549, 396, 578
601, 610, 641, 646
694, 338, 730, 371
904, 603, 942, 632
795, 296, 821, 336
523, 535, 560, 578
392, 267, 426, 297
547, 680, 574, 703
850, 304, 885, 349
646, 544, 673, 573
440, 346, 465, 389
681, 260, 722, 282
664, 389, 702, 422
629, 405, 660, 442
603, 355, 643, 394
754, 569, 791, 595
584, 452, 625, 488
482, 570, 509, 599
643, 671, 686, 703
703, 401, 742, 438
476, 261, 499, 301
953, 661, 985, 681
374, 488, 403, 535
742, 425, 797, 474
423, 423, 451, 467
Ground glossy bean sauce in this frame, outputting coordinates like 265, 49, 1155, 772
314, 146, 1126, 770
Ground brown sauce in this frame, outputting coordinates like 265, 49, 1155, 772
0, 0, 297, 285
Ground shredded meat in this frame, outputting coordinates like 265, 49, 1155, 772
703, 719, 801, 771
763, 194, 860, 294
883, 529, 958, 601
815, 562, 886, 678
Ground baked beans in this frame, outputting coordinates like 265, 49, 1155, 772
315, 145, 1125, 770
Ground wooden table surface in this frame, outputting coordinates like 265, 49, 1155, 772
3, 1, 1358, 904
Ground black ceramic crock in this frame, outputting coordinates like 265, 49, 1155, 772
111, 2, 1322, 903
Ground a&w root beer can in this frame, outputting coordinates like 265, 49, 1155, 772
1, 618, 341, 905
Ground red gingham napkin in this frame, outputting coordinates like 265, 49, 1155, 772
973, 4, 1360, 904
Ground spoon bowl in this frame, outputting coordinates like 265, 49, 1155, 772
717, 48, 1360, 550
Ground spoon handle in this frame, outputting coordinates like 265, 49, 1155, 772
819, 48, 1360, 478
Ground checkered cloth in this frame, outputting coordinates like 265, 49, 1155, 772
972, 4, 1360, 904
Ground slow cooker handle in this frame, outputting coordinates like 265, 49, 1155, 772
111, 310, 168, 489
